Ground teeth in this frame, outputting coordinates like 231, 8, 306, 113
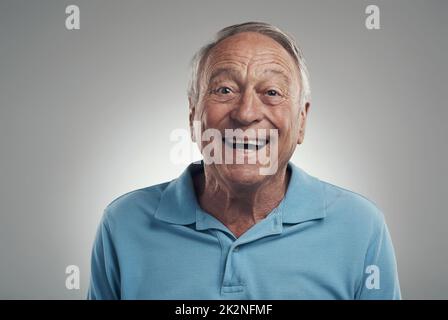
235, 139, 258, 144
223, 137, 269, 150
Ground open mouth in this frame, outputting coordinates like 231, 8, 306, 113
222, 137, 270, 151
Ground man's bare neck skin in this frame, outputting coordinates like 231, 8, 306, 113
193, 165, 291, 238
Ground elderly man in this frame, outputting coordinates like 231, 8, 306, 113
88, 22, 401, 299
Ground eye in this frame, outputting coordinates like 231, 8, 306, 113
266, 89, 279, 96
215, 87, 232, 95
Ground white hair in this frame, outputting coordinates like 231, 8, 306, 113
187, 21, 311, 108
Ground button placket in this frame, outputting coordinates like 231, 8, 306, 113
213, 209, 284, 296
222, 243, 245, 291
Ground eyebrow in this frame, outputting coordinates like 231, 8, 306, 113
208, 68, 292, 85
209, 68, 242, 83
260, 69, 292, 85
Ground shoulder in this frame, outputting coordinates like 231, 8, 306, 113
319, 178, 386, 235
102, 180, 171, 227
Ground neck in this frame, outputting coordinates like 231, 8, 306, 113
194, 165, 290, 238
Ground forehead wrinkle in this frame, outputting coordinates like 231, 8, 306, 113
209, 50, 253, 63
207, 58, 293, 77
217, 51, 294, 72
211, 50, 293, 70
206, 31, 297, 69
203, 51, 249, 78
203, 42, 299, 88
248, 51, 294, 66
250, 53, 298, 79
205, 50, 252, 74
255, 64, 293, 81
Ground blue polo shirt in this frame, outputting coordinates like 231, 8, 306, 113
88, 162, 401, 299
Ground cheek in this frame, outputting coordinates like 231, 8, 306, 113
200, 101, 231, 128
269, 109, 294, 137
269, 110, 300, 149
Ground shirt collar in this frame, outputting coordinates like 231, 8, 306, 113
154, 161, 326, 226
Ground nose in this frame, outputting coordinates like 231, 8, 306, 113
230, 88, 264, 126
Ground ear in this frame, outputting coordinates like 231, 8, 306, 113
297, 102, 310, 145
189, 97, 196, 142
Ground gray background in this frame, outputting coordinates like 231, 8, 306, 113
0, 0, 446, 299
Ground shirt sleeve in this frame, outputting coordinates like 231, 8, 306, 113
356, 217, 401, 300
87, 212, 121, 300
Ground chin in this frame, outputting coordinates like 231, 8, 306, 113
219, 163, 267, 186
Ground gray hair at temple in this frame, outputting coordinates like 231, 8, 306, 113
187, 21, 311, 109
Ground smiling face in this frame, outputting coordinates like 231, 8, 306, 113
190, 31, 309, 187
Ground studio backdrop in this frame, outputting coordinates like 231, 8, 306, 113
0, 0, 446, 299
